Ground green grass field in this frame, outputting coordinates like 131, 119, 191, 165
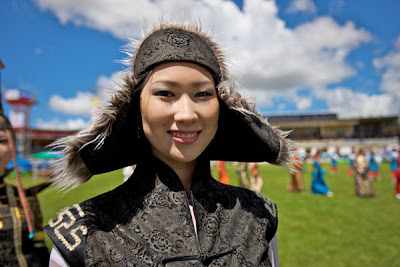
9, 162, 400, 266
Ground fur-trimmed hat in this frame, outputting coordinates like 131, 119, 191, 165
51, 23, 293, 190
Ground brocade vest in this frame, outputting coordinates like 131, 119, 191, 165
45, 157, 278, 266
0, 174, 50, 266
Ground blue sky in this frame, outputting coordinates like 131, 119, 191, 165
0, 0, 399, 130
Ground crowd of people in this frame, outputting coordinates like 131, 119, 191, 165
213, 143, 400, 201
286, 146, 400, 199
213, 144, 400, 201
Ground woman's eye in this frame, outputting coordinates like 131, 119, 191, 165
154, 90, 174, 97
0, 139, 8, 144
195, 91, 213, 97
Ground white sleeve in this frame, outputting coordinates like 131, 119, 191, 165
49, 246, 70, 267
268, 234, 280, 267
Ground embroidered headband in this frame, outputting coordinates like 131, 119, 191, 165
133, 28, 221, 85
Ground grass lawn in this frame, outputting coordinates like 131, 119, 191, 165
12, 162, 400, 266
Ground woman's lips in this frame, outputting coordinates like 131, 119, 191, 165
168, 131, 201, 144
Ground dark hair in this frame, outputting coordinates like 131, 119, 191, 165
0, 115, 16, 144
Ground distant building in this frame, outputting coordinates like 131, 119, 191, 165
30, 129, 77, 153
267, 113, 400, 155
267, 113, 400, 140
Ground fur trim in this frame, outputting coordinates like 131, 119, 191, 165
49, 76, 135, 191
272, 127, 295, 170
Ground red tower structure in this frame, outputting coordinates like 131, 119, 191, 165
4, 89, 36, 157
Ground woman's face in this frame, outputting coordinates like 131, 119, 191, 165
0, 130, 12, 175
140, 61, 219, 167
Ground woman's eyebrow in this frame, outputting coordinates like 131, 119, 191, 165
192, 81, 214, 87
151, 80, 214, 87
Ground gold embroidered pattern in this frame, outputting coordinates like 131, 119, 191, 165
48, 204, 87, 251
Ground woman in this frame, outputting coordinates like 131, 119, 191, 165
237, 162, 250, 189
394, 155, 400, 199
216, 161, 229, 185
347, 148, 356, 178
330, 150, 339, 175
249, 162, 263, 193
354, 149, 375, 197
287, 153, 304, 193
368, 151, 381, 181
45, 23, 292, 266
311, 150, 334, 197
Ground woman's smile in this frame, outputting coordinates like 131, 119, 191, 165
168, 130, 201, 144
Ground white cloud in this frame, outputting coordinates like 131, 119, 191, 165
47, 72, 124, 121
35, 0, 378, 117
287, 0, 316, 14
35, 0, 371, 90
229, 12, 372, 91
34, 0, 371, 90
36, 118, 88, 130
95, 71, 126, 102
295, 96, 312, 110
49, 91, 95, 115
34, 0, 223, 40
314, 87, 397, 118
373, 35, 400, 99
294, 17, 371, 52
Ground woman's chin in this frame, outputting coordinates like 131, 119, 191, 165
171, 153, 199, 164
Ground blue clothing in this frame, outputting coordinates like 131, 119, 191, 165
369, 156, 379, 172
331, 159, 338, 167
348, 156, 354, 168
390, 157, 398, 172
330, 153, 339, 167
312, 160, 330, 195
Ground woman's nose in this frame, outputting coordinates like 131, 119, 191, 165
174, 95, 198, 123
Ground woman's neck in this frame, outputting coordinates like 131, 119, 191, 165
174, 161, 197, 198
158, 158, 197, 197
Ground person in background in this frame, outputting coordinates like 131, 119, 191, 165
395, 171, 400, 199
311, 150, 334, 197
330, 149, 339, 175
44, 22, 292, 266
216, 161, 229, 185
0, 111, 49, 266
393, 144, 400, 199
347, 148, 356, 178
354, 149, 375, 197
249, 162, 263, 193
288, 151, 304, 193
368, 150, 382, 181
237, 162, 249, 188
389, 149, 398, 182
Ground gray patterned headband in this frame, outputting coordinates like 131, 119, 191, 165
133, 28, 222, 84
